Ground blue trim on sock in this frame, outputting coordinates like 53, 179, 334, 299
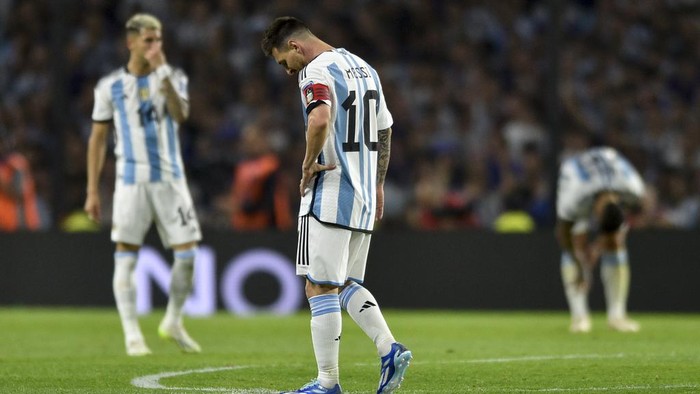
114, 251, 138, 259
601, 250, 628, 266
174, 248, 197, 261
309, 294, 341, 317
339, 282, 362, 310
561, 251, 575, 266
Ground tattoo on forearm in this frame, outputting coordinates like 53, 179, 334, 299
377, 128, 391, 184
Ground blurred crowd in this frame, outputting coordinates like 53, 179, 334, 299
0, 0, 698, 232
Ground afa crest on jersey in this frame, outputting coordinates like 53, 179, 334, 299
304, 83, 314, 105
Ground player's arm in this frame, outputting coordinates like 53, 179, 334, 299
160, 75, 189, 123
375, 127, 392, 221
556, 218, 591, 288
300, 103, 335, 196
84, 122, 110, 222
146, 41, 189, 123
555, 218, 576, 253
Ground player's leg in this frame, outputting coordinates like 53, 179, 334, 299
111, 183, 152, 356
283, 215, 344, 393
157, 240, 201, 353
560, 251, 591, 333
599, 229, 639, 332
340, 233, 411, 393
305, 281, 342, 393
340, 281, 395, 355
113, 243, 150, 356
152, 180, 203, 352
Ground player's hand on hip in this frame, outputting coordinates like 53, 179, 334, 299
300, 163, 336, 196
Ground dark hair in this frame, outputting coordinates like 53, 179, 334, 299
260, 16, 310, 56
599, 201, 624, 233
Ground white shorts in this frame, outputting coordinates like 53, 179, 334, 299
111, 180, 202, 248
296, 215, 371, 286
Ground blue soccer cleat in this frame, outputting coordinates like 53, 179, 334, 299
377, 342, 412, 393
280, 379, 342, 394
377, 342, 413, 394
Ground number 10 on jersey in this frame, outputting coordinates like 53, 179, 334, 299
341, 90, 379, 152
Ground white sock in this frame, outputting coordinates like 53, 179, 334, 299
339, 282, 395, 357
113, 251, 143, 342
162, 248, 196, 328
309, 294, 341, 388
560, 252, 589, 320
601, 250, 630, 321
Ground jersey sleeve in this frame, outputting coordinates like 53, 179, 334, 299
619, 156, 645, 201
556, 160, 583, 221
373, 70, 393, 130
299, 65, 331, 115
91, 78, 113, 122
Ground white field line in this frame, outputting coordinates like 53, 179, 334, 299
131, 354, 698, 393
350, 352, 625, 367
131, 366, 276, 393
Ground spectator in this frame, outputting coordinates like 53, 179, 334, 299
0, 1, 697, 231
221, 122, 293, 231
0, 128, 44, 231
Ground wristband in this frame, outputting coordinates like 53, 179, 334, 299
155, 64, 173, 80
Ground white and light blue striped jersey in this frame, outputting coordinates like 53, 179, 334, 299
297, 48, 393, 232
92, 67, 188, 184
557, 147, 645, 222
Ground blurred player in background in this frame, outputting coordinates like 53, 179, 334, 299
262, 16, 412, 394
84, 13, 201, 356
556, 146, 645, 333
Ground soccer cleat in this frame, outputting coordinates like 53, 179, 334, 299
158, 322, 202, 353
569, 316, 592, 333
280, 379, 342, 393
125, 338, 152, 356
608, 318, 640, 333
377, 342, 412, 394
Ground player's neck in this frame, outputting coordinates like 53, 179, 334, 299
126, 57, 152, 76
305, 38, 334, 62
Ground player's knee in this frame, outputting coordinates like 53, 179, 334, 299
173, 241, 198, 251
599, 232, 624, 251
116, 242, 140, 252
305, 280, 338, 298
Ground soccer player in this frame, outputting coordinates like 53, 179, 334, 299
261, 17, 412, 394
556, 146, 645, 333
84, 13, 201, 356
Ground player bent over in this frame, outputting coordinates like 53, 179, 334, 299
556, 146, 644, 333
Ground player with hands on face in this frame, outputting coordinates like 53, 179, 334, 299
85, 13, 201, 356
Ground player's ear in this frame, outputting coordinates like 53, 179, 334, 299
126, 33, 136, 50
288, 40, 301, 53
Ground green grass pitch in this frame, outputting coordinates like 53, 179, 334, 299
1, 308, 699, 393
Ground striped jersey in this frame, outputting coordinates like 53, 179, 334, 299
92, 67, 188, 184
297, 48, 393, 232
556, 147, 644, 222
